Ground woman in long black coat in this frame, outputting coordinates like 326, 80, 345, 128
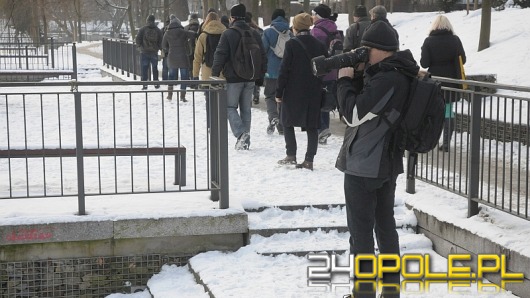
420, 15, 466, 152
275, 13, 327, 170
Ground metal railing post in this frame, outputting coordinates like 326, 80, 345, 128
73, 90, 86, 215
210, 88, 220, 202
72, 43, 78, 80
218, 87, 229, 209
50, 37, 55, 69
468, 92, 480, 217
406, 151, 417, 194
25, 45, 29, 70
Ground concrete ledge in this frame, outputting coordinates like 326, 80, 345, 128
0, 211, 249, 262
413, 208, 530, 297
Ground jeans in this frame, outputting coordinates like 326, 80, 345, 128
141, 53, 159, 84
283, 126, 318, 162
168, 68, 190, 91
161, 57, 169, 81
264, 78, 282, 131
226, 81, 254, 138
320, 111, 330, 131
344, 174, 400, 298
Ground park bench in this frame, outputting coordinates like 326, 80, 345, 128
0, 146, 186, 186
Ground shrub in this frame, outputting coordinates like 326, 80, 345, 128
514, 0, 530, 7
438, 0, 458, 12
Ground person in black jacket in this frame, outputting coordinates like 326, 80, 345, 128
211, 4, 267, 150
135, 15, 163, 90
336, 21, 420, 298
420, 15, 466, 152
275, 13, 327, 170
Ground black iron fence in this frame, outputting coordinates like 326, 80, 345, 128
407, 77, 530, 220
0, 38, 77, 81
102, 38, 141, 79
0, 80, 230, 212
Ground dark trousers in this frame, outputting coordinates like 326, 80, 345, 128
344, 173, 401, 298
443, 117, 455, 147
161, 57, 169, 81
140, 53, 159, 84
283, 126, 318, 162
264, 78, 283, 132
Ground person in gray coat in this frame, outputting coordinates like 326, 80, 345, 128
162, 15, 197, 101
343, 5, 371, 52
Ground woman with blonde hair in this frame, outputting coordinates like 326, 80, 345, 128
420, 15, 466, 152
192, 12, 226, 128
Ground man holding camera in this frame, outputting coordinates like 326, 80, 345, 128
335, 21, 419, 298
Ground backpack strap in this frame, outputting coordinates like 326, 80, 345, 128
292, 37, 311, 61
315, 25, 336, 46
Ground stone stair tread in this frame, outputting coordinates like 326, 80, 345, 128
247, 205, 417, 231
248, 229, 430, 255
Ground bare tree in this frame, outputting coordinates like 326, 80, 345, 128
478, 0, 491, 51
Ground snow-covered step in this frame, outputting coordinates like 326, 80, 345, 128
249, 228, 429, 256
247, 205, 417, 237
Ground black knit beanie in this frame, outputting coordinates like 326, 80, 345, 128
271, 9, 286, 22
230, 3, 246, 19
361, 21, 398, 51
313, 4, 331, 19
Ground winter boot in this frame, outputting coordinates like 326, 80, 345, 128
166, 86, 173, 100
296, 160, 313, 170
277, 155, 297, 165
180, 91, 187, 102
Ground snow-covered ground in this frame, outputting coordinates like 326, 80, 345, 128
1, 7, 530, 298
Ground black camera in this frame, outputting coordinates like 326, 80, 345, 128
311, 47, 370, 77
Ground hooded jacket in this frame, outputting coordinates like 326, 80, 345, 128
136, 19, 163, 55
262, 16, 291, 79
193, 19, 226, 80
336, 50, 419, 178
162, 19, 197, 69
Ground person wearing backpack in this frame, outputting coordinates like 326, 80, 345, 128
161, 16, 171, 81
192, 12, 226, 129
275, 13, 327, 170
311, 4, 340, 145
420, 15, 466, 152
162, 15, 198, 101
135, 15, 163, 90
211, 3, 267, 150
245, 12, 264, 105
262, 9, 291, 135
184, 13, 201, 70
335, 21, 420, 298
343, 5, 371, 52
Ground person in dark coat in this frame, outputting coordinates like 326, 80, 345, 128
420, 15, 466, 152
162, 15, 197, 101
368, 5, 399, 43
135, 15, 163, 90
343, 5, 371, 52
275, 13, 327, 170
336, 21, 420, 298
211, 4, 267, 150
184, 13, 201, 68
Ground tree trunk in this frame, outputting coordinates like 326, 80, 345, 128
262, 0, 275, 26
175, 0, 190, 20
127, 0, 136, 40
303, 0, 310, 13
478, 0, 491, 51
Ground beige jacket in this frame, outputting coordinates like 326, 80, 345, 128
193, 20, 226, 81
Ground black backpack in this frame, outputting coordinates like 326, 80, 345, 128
396, 73, 445, 153
204, 33, 221, 68
316, 26, 344, 56
231, 26, 263, 80
143, 27, 159, 52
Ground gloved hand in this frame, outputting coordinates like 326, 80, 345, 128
255, 78, 264, 87
351, 47, 369, 65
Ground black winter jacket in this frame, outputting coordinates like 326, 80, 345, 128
420, 29, 466, 88
336, 50, 419, 178
276, 32, 327, 128
211, 20, 267, 83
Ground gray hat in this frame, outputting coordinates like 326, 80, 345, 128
370, 5, 387, 19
